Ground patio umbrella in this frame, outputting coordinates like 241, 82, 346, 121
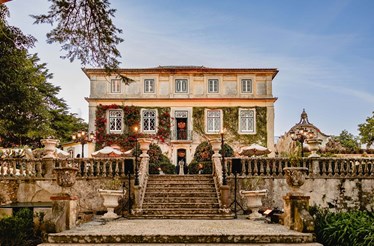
55, 148, 70, 158
239, 144, 271, 157
92, 146, 123, 157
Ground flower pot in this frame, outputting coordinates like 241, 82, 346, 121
98, 189, 125, 219
283, 167, 308, 195
239, 189, 267, 220
306, 139, 322, 158
209, 138, 221, 157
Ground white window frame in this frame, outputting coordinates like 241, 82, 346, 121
205, 109, 223, 134
141, 109, 158, 134
238, 108, 256, 134
241, 79, 253, 93
144, 79, 155, 93
108, 109, 123, 134
208, 79, 219, 93
110, 79, 121, 94
175, 79, 188, 93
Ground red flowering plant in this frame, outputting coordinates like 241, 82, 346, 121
95, 104, 171, 150
157, 108, 171, 143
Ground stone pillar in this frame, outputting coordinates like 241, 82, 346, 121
50, 194, 78, 232
282, 194, 314, 232
266, 106, 275, 157
132, 185, 142, 215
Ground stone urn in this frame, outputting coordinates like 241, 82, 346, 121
98, 189, 125, 219
239, 189, 267, 220
209, 138, 221, 157
283, 167, 308, 195
41, 139, 60, 158
54, 167, 78, 195
306, 139, 322, 158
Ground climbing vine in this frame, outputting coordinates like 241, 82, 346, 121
192, 107, 267, 146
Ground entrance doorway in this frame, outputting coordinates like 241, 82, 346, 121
176, 149, 187, 174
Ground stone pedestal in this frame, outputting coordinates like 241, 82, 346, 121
50, 194, 78, 232
219, 185, 230, 213
282, 194, 314, 233
210, 138, 222, 157
132, 185, 142, 215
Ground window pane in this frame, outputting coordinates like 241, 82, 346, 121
208, 79, 218, 93
240, 109, 255, 133
241, 79, 252, 93
142, 109, 156, 131
176, 79, 188, 93
207, 110, 221, 133
109, 110, 122, 132
144, 79, 155, 93
111, 79, 121, 93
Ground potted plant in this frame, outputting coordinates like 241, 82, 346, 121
283, 152, 308, 195
98, 178, 125, 219
239, 177, 267, 220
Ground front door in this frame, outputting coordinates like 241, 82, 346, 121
176, 149, 187, 174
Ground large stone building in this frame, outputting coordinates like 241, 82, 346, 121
83, 66, 278, 164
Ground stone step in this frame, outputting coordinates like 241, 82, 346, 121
44, 219, 319, 244
144, 191, 217, 198
147, 182, 215, 189
143, 197, 219, 204
148, 175, 213, 181
131, 214, 235, 220
146, 187, 216, 192
142, 202, 220, 209
142, 208, 220, 215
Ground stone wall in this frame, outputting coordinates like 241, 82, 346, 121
229, 176, 374, 212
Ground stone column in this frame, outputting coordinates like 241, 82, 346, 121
266, 106, 275, 157
282, 194, 314, 232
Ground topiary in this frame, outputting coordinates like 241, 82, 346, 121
147, 143, 175, 174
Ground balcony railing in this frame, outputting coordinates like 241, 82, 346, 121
171, 130, 193, 141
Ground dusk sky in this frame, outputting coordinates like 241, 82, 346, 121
6, 0, 374, 138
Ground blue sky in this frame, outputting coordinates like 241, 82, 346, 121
6, 0, 374, 137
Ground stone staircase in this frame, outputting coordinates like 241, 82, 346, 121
137, 174, 233, 219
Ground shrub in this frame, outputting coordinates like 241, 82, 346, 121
311, 207, 374, 246
147, 144, 175, 174
0, 208, 42, 246
188, 160, 212, 174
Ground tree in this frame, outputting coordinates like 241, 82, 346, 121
0, 5, 86, 147
358, 112, 374, 149
31, 0, 124, 72
336, 130, 360, 153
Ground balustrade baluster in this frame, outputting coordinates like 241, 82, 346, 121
327, 160, 333, 177
82, 160, 88, 177
265, 159, 271, 176
96, 160, 101, 177
114, 159, 119, 176
11, 160, 16, 176
363, 159, 369, 176
339, 159, 346, 177
259, 158, 264, 176
321, 159, 327, 177
277, 159, 283, 177
334, 159, 340, 177
369, 160, 374, 176
350, 160, 356, 176
271, 158, 277, 176
102, 160, 107, 177
118, 159, 124, 177
254, 159, 259, 176
357, 159, 363, 177
240, 159, 245, 176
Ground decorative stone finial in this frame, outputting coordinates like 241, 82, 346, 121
298, 109, 311, 125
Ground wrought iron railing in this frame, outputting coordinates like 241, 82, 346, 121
170, 130, 193, 141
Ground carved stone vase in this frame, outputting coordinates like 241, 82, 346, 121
306, 139, 322, 158
239, 189, 268, 220
41, 139, 60, 158
54, 167, 78, 195
209, 138, 221, 157
98, 189, 125, 219
283, 167, 308, 195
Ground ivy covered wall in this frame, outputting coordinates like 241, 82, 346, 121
95, 104, 171, 150
192, 107, 268, 146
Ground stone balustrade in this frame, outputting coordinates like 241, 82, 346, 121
0, 157, 136, 179
225, 157, 374, 178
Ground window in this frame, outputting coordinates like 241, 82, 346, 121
144, 79, 155, 93
142, 109, 157, 133
241, 79, 252, 93
239, 109, 255, 133
206, 110, 221, 133
208, 79, 219, 93
175, 79, 188, 93
110, 79, 121, 93
109, 110, 123, 133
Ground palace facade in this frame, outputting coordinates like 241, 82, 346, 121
84, 66, 278, 165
